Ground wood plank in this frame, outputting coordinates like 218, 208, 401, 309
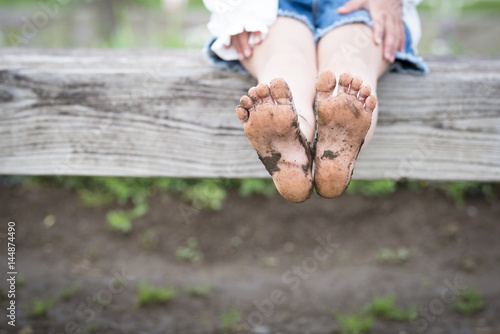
0, 49, 499, 181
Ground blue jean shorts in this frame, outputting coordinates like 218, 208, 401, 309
206, 0, 428, 75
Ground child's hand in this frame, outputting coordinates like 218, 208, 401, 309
226, 30, 262, 61
338, 0, 405, 63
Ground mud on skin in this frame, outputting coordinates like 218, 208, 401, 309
321, 150, 337, 160
314, 70, 377, 199
258, 152, 282, 175
236, 78, 313, 203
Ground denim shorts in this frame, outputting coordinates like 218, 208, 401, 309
205, 0, 428, 75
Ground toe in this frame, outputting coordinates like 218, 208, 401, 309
236, 106, 249, 123
256, 83, 274, 104
349, 76, 363, 96
338, 72, 353, 94
364, 95, 377, 113
316, 70, 336, 99
270, 78, 293, 105
358, 85, 372, 103
248, 87, 262, 104
240, 95, 254, 110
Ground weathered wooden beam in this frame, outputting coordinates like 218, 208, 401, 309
0, 48, 499, 181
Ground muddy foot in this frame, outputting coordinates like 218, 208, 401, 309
236, 79, 313, 203
313, 70, 377, 198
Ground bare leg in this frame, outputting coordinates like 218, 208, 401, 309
236, 18, 318, 203
318, 23, 390, 146
313, 23, 390, 198
241, 17, 317, 142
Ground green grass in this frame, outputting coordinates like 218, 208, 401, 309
182, 179, 227, 210
19, 177, 500, 222
141, 227, 161, 250
238, 179, 276, 198
367, 295, 417, 321
16, 276, 27, 287
78, 188, 115, 207
418, 0, 500, 13
421, 277, 433, 289
176, 237, 203, 262
59, 283, 82, 301
112, 278, 125, 290
332, 295, 416, 332
106, 210, 133, 233
375, 247, 412, 265
184, 284, 212, 298
441, 182, 496, 208
346, 180, 397, 197
0, 0, 158, 6
230, 236, 242, 248
220, 308, 242, 333
136, 283, 176, 307
89, 248, 101, 262
346, 181, 499, 209
404, 181, 498, 209
24, 298, 55, 318
86, 322, 101, 333
453, 289, 485, 315
258, 257, 278, 268
25, 177, 282, 232
335, 313, 373, 334
106, 205, 148, 233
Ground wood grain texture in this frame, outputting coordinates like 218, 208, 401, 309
1, 49, 499, 180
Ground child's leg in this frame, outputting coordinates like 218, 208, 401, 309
241, 17, 317, 142
318, 23, 390, 146
313, 23, 390, 198
236, 17, 317, 203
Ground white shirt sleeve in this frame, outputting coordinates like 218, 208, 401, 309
401, 0, 423, 51
203, 0, 278, 61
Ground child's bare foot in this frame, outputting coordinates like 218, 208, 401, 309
236, 79, 313, 203
313, 70, 377, 198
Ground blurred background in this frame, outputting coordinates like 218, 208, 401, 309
1, 1, 500, 333
0, 0, 499, 55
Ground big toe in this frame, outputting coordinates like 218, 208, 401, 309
270, 78, 293, 105
316, 70, 336, 99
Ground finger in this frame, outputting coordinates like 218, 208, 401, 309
337, 0, 365, 14
231, 36, 244, 61
389, 18, 403, 61
238, 31, 253, 59
253, 31, 262, 45
383, 19, 397, 62
398, 21, 406, 52
372, 15, 384, 46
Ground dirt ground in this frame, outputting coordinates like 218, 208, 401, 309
1, 184, 499, 334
